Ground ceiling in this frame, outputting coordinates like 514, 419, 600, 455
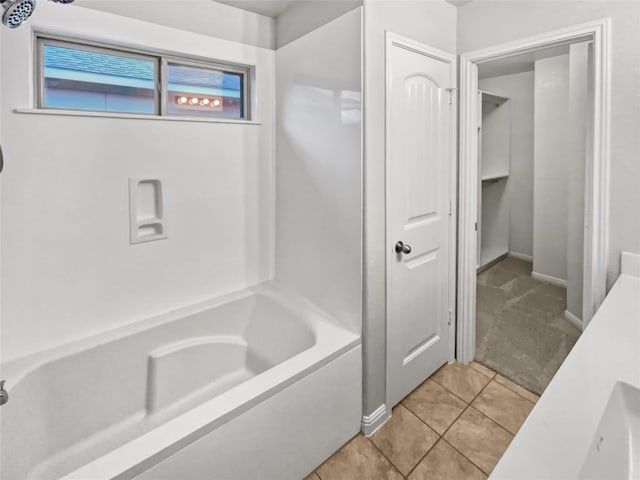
445, 0, 473, 6
216, 0, 297, 17
217, 0, 471, 18
478, 44, 571, 79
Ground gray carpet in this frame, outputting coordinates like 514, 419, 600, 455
474, 257, 581, 395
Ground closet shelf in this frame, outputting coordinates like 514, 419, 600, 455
481, 173, 509, 182
480, 91, 509, 106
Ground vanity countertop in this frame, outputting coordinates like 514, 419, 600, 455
491, 253, 640, 479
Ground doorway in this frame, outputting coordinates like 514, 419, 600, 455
457, 19, 611, 379
473, 43, 592, 393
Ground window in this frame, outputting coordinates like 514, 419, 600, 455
40, 41, 159, 114
37, 37, 250, 120
166, 63, 245, 119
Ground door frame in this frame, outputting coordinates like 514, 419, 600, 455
457, 18, 612, 363
385, 31, 458, 402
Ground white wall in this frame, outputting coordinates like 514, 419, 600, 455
479, 71, 535, 259
275, 9, 362, 334
533, 54, 570, 282
458, 0, 640, 287
75, 0, 275, 49
0, 3, 275, 362
362, 0, 457, 417
276, 0, 362, 48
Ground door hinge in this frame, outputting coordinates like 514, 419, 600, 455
446, 87, 458, 105
449, 200, 453, 216
448, 309, 453, 326
475, 222, 478, 231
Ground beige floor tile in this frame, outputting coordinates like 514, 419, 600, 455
304, 472, 320, 480
431, 363, 492, 403
444, 407, 513, 475
494, 374, 540, 403
370, 404, 439, 475
316, 434, 403, 480
408, 440, 487, 480
470, 361, 496, 379
402, 379, 467, 434
471, 381, 535, 434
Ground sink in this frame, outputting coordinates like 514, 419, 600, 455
579, 381, 640, 479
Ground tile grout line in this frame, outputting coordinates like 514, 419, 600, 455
400, 366, 499, 477
440, 369, 535, 475
310, 432, 361, 480
314, 365, 529, 480
469, 360, 539, 410
443, 406, 497, 477
392, 401, 450, 478
467, 403, 517, 439
429, 376, 480, 405
474, 383, 536, 435
493, 376, 540, 404
436, 378, 498, 477
363, 434, 405, 478
402, 437, 439, 479
442, 436, 493, 478
479, 351, 541, 402
403, 373, 493, 479
403, 399, 475, 479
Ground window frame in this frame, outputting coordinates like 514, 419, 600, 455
35, 34, 251, 120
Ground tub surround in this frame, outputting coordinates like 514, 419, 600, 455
491, 252, 640, 479
275, 8, 362, 335
0, 2, 276, 362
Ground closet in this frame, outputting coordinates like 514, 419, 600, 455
477, 91, 510, 271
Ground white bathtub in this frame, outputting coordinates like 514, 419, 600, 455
0, 281, 362, 479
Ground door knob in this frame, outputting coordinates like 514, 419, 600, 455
395, 241, 411, 254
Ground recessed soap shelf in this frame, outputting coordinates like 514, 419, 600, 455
129, 178, 168, 244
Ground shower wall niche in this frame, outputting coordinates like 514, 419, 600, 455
129, 178, 167, 244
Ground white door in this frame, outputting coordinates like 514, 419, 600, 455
386, 34, 456, 407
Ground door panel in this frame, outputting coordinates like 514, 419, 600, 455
387, 37, 455, 408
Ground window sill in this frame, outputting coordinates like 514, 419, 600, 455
14, 108, 263, 125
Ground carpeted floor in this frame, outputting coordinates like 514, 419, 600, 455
474, 257, 581, 395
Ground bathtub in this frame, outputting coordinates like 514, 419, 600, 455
0, 281, 362, 479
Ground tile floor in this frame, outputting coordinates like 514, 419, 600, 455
306, 362, 539, 480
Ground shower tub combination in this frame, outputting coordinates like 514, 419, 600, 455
0, 281, 362, 479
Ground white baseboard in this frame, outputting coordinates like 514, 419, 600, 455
621, 251, 640, 278
509, 251, 533, 262
531, 271, 567, 288
362, 404, 390, 436
564, 309, 583, 331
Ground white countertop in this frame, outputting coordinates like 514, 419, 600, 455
491, 254, 640, 479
